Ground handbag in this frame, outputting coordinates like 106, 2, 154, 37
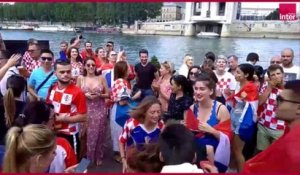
29, 71, 54, 101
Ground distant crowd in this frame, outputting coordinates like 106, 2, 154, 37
0, 34, 299, 173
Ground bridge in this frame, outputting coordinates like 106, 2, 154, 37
184, 2, 240, 35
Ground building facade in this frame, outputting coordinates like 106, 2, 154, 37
161, 5, 182, 21
185, 2, 241, 24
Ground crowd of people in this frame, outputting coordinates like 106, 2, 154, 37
0, 34, 299, 173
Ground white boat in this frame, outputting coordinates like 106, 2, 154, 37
197, 32, 220, 38
34, 25, 59, 32
34, 25, 75, 32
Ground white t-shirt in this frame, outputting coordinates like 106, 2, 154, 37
283, 65, 300, 82
178, 64, 189, 78
0, 66, 27, 101
161, 163, 204, 173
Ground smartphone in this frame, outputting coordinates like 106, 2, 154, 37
75, 158, 91, 173
119, 46, 124, 52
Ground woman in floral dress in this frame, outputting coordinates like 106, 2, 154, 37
77, 58, 109, 166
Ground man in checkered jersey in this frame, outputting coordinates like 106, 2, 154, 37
46, 59, 87, 156
213, 55, 237, 105
256, 64, 285, 152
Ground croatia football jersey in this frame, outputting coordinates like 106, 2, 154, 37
119, 118, 164, 147
259, 82, 285, 130
214, 71, 237, 99
46, 83, 87, 135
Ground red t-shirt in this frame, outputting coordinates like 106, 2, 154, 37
46, 83, 87, 135
80, 49, 96, 61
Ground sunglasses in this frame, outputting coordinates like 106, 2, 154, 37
276, 95, 300, 104
41, 57, 53, 61
86, 64, 95, 67
190, 72, 198, 76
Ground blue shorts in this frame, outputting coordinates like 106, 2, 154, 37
231, 112, 241, 135
230, 101, 245, 135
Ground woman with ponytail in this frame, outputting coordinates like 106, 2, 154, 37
0, 75, 27, 145
3, 124, 56, 173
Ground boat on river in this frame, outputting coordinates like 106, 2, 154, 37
34, 25, 75, 32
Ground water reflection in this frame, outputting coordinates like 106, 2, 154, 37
1, 30, 299, 69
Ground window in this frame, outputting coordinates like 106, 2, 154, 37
193, 3, 201, 16
198, 2, 202, 9
218, 2, 226, 16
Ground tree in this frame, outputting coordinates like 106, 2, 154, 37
265, 8, 279, 20
0, 2, 163, 25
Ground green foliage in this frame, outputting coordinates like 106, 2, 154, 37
151, 55, 160, 69
0, 2, 163, 25
265, 8, 279, 20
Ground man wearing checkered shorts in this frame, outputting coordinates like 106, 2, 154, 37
257, 64, 285, 152
46, 59, 87, 158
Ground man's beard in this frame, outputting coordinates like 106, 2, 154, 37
58, 78, 70, 85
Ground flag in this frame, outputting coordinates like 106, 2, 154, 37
185, 109, 233, 172
243, 124, 300, 173
227, 82, 258, 142
115, 99, 138, 127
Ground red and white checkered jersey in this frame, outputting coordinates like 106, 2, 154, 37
259, 82, 285, 130
46, 83, 87, 135
214, 71, 237, 98
111, 78, 131, 102
71, 62, 83, 77
21, 51, 40, 73
49, 137, 78, 173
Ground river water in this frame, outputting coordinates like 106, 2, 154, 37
0, 30, 299, 69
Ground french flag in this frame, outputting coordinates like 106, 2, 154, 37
102, 69, 114, 89
227, 82, 259, 142
186, 110, 233, 173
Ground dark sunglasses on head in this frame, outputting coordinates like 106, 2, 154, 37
41, 57, 53, 61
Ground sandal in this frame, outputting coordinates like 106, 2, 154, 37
96, 160, 103, 166
113, 155, 122, 163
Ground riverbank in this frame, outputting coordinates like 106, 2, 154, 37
122, 20, 300, 39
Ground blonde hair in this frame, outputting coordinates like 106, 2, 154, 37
4, 88, 16, 127
4, 75, 26, 127
161, 61, 174, 74
3, 124, 56, 173
183, 55, 193, 65
130, 96, 161, 123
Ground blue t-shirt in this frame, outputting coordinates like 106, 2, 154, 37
28, 67, 57, 100
59, 51, 68, 61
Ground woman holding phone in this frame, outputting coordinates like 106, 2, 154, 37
76, 58, 109, 166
